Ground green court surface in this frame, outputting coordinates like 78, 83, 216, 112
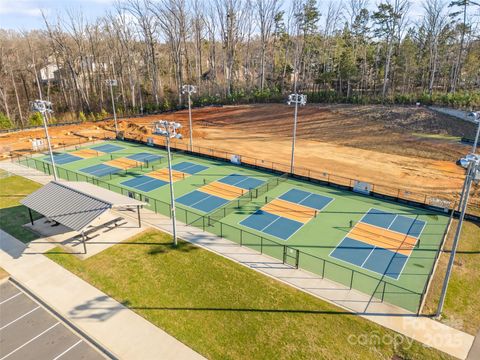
18, 140, 449, 313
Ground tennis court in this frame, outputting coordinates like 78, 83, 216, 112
172, 161, 209, 175
121, 175, 168, 192
330, 208, 425, 280
71, 148, 103, 159
80, 163, 121, 177
105, 157, 141, 170
240, 188, 334, 240
43, 153, 82, 165
126, 152, 163, 164
21, 140, 449, 312
91, 144, 124, 153
177, 174, 265, 213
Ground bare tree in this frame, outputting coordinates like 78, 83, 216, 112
256, 0, 281, 90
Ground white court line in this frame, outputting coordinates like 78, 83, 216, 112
52, 340, 82, 360
0, 306, 40, 330
0, 322, 59, 360
360, 246, 377, 268
0, 292, 21, 305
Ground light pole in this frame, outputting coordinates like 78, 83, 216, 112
30, 100, 58, 180
152, 120, 182, 246
106, 79, 118, 137
287, 93, 307, 174
467, 112, 479, 153
182, 84, 197, 152
436, 154, 479, 318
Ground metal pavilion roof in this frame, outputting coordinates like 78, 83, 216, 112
20, 181, 145, 232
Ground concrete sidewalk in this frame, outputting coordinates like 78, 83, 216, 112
1, 160, 475, 359
0, 230, 204, 360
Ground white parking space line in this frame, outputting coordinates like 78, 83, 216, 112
0, 306, 40, 330
0, 322, 59, 360
0, 292, 21, 305
52, 340, 83, 360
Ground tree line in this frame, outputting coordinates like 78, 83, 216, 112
0, 0, 479, 129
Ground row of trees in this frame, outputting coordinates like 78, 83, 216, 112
0, 0, 479, 128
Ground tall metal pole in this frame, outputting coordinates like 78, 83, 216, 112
182, 85, 196, 152
290, 20, 301, 175
42, 111, 58, 180
472, 118, 480, 153
109, 81, 118, 136
31, 100, 57, 181
436, 160, 476, 317
291, 98, 299, 174
165, 134, 178, 246
188, 91, 193, 151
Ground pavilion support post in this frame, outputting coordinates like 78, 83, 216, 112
81, 231, 87, 254
137, 206, 141, 228
28, 208, 34, 225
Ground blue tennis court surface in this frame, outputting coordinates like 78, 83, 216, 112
172, 161, 209, 175
361, 208, 426, 237
176, 190, 229, 212
330, 237, 408, 279
240, 210, 303, 240
91, 144, 124, 153
329, 208, 426, 280
239, 188, 333, 240
80, 164, 121, 177
126, 152, 163, 163
44, 153, 82, 165
121, 175, 167, 192
279, 188, 333, 211
218, 174, 265, 190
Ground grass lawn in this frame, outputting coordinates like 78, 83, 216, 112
423, 219, 480, 335
47, 230, 452, 360
0, 175, 42, 243
411, 133, 462, 141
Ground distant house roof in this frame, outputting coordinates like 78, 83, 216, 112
21, 181, 145, 232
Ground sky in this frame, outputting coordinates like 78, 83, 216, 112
0, 0, 425, 32
0, 0, 116, 30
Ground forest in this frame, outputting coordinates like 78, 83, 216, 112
0, 0, 479, 129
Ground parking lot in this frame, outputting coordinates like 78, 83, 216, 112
0, 281, 107, 360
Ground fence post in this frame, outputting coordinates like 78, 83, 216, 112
220, 222, 223, 238
322, 259, 325, 278
349, 271, 354, 289
240, 230, 243, 246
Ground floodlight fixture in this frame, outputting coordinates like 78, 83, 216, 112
30, 99, 58, 180
152, 120, 183, 246
182, 84, 197, 151
287, 93, 307, 173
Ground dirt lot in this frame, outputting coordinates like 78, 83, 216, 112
1, 104, 478, 209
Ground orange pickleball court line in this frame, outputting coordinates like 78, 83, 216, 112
261, 198, 316, 223
200, 181, 245, 200
105, 157, 140, 170
71, 149, 103, 159
349, 222, 417, 256
148, 168, 186, 182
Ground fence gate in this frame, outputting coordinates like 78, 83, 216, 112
283, 247, 299, 268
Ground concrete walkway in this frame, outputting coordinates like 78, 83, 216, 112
1, 160, 475, 359
467, 330, 480, 360
0, 230, 205, 360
